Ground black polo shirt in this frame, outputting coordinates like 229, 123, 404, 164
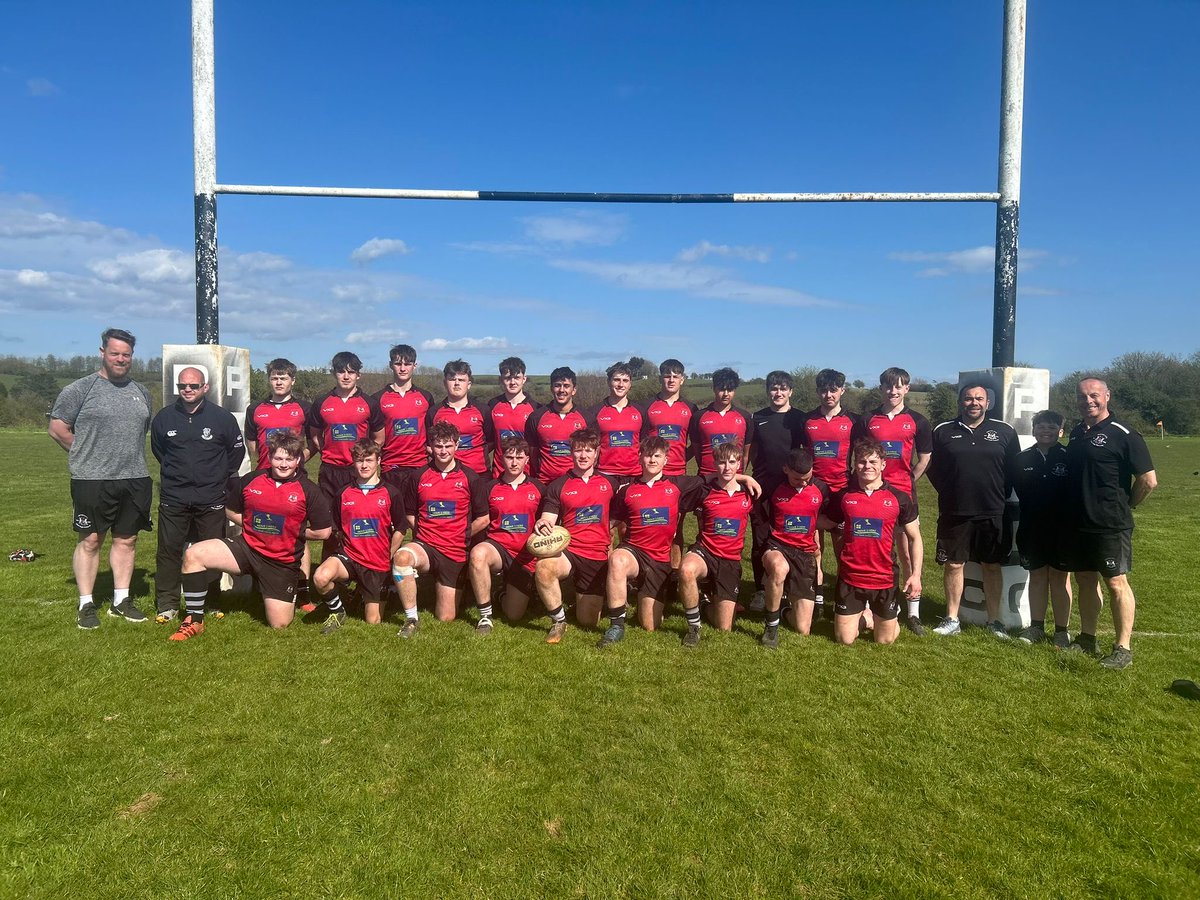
927, 418, 1020, 517
1066, 417, 1154, 533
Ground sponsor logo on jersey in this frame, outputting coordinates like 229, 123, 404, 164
251, 511, 285, 535
656, 424, 682, 442
851, 517, 883, 539
548, 440, 571, 457
426, 500, 457, 520
881, 440, 904, 459
639, 506, 671, 527
710, 432, 738, 448
812, 440, 839, 458
983, 430, 999, 442
351, 517, 381, 538
607, 430, 634, 448
1091, 434, 1108, 447
713, 517, 741, 538
458, 434, 475, 449
263, 426, 293, 440
331, 423, 358, 442
783, 515, 811, 535
392, 417, 419, 436
574, 504, 603, 525
500, 513, 530, 534
500, 429, 521, 440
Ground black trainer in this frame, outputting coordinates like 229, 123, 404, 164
682, 624, 701, 648
77, 602, 100, 630
760, 624, 779, 650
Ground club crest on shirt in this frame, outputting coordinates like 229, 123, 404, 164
1091, 434, 1108, 447
202, 427, 213, 441
1052, 463, 1067, 477
983, 430, 999, 442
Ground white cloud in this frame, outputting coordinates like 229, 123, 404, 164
226, 250, 291, 273
521, 211, 626, 246
421, 336, 512, 351
16, 269, 49, 286
677, 240, 771, 263
27, 78, 61, 97
88, 248, 192, 284
351, 237, 411, 264
345, 328, 408, 345
451, 240, 542, 256
889, 246, 1050, 278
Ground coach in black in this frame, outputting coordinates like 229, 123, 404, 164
928, 382, 1020, 639
150, 366, 245, 622
1066, 377, 1156, 670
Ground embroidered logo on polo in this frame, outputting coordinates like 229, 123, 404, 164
1052, 463, 1068, 477
983, 430, 999, 442
1091, 434, 1108, 447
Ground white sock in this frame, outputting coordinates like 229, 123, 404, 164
907, 598, 920, 618
113, 588, 130, 605
405, 607, 418, 621
79, 594, 93, 610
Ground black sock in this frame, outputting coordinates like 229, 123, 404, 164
325, 593, 345, 615
182, 571, 208, 623
1032, 619, 1045, 629
1054, 625, 1068, 634
609, 603, 627, 628
765, 611, 781, 628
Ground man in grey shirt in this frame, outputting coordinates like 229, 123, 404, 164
49, 327, 153, 629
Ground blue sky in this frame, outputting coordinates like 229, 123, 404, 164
1, 1, 1196, 385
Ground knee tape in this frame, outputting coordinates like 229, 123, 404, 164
392, 565, 417, 583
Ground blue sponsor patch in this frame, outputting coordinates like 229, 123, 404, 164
351, 517, 380, 538
251, 511, 285, 536
710, 432, 738, 448
851, 517, 884, 539
264, 426, 288, 439
812, 440, 839, 459
458, 434, 475, 449
783, 515, 812, 535
392, 417, 419, 437
638, 506, 670, 527
713, 517, 741, 537
548, 440, 571, 457
607, 430, 634, 448
426, 500, 457, 520
500, 513, 530, 534
500, 429, 521, 441
331, 422, 358, 442
657, 424, 682, 442
880, 440, 903, 460
574, 504, 603, 525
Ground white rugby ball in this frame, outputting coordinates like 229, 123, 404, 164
526, 525, 571, 559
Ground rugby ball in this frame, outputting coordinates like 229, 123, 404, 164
526, 525, 571, 559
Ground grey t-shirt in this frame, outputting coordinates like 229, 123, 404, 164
51, 374, 152, 480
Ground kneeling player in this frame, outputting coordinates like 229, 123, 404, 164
170, 432, 333, 640
467, 436, 544, 634
531, 428, 618, 643
760, 447, 828, 648
311, 439, 405, 633
820, 438, 922, 646
391, 422, 489, 636
678, 441, 756, 647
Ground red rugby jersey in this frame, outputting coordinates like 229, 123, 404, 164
541, 472, 618, 561
405, 464, 489, 562
689, 404, 755, 475
337, 481, 405, 572
427, 399, 490, 476
612, 474, 706, 562
853, 408, 933, 497
692, 483, 754, 561
308, 389, 384, 468
374, 385, 435, 470
486, 475, 544, 561
827, 483, 916, 590
586, 400, 644, 476
766, 478, 829, 553
525, 406, 589, 483
227, 470, 331, 565
802, 408, 859, 492
487, 394, 538, 478
640, 397, 697, 476
245, 397, 311, 470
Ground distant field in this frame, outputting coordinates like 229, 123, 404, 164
1, 429, 1197, 898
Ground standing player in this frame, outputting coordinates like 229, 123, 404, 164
525, 366, 588, 484
689, 367, 754, 476
427, 359, 490, 476
169, 432, 333, 640
391, 422, 489, 634
801, 368, 860, 620
467, 436, 544, 634
486, 357, 538, 479
245, 358, 311, 471
760, 448, 828, 648
1010, 410, 1073, 647
307, 351, 385, 560
852, 366, 932, 634
374, 343, 435, 485
531, 429, 619, 643
311, 439, 406, 633
678, 442, 756, 647
820, 438, 923, 647
640, 359, 698, 580
586, 362, 644, 482
747, 370, 805, 610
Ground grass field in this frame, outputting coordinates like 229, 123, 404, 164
2, 430, 1198, 898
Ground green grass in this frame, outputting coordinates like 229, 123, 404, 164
2, 430, 1198, 898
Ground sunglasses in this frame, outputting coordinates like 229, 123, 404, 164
177, 382, 203, 390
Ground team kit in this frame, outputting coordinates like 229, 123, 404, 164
153, 346, 1145, 655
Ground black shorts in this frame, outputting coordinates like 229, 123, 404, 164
382, 465, 422, 494
411, 540, 466, 589
686, 544, 742, 603
833, 578, 900, 621
763, 539, 818, 601
480, 538, 535, 595
935, 514, 1011, 565
1015, 521, 1069, 572
1067, 530, 1133, 577
71, 477, 153, 536
614, 544, 672, 599
318, 463, 359, 507
226, 535, 299, 601
336, 554, 389, 602
562, 549, 608, 595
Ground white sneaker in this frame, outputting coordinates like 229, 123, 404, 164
933, 616, 961, 636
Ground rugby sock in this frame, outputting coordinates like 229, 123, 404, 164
1054, 625, 1069, 635
548, 605, 567, 625
609, 603, 627, 628
113, 588, 130, 605
684, 606, 702, 628
907, 596, 921, 618
765, 609, 781, 629
1032, 619, 1045, 629
295, 579, 310, 603
325, 593, 345, 615
79, 594, 93, 611
404, 606, 419, 622
181, 571, 208, 623
478, 601, 493, 621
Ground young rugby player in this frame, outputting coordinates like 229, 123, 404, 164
169, 432, 332, 641
760, 447, 829, 648
586, 362, 643, 482
486, 357, 538, 479
391, 422, 489, 634
525, 366, 588, 484
820, 438, 923, 646
640, 359, 698, 580
852, 366, 932, 634
311, 439, 406, 633
373, 343, 435, 485
678, 441, 756, 647
427, 359, 490, 476
689, 367, 754, 476
467, 436, 544, 634
531, 428, 619, 643
245, 358, 311, 471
